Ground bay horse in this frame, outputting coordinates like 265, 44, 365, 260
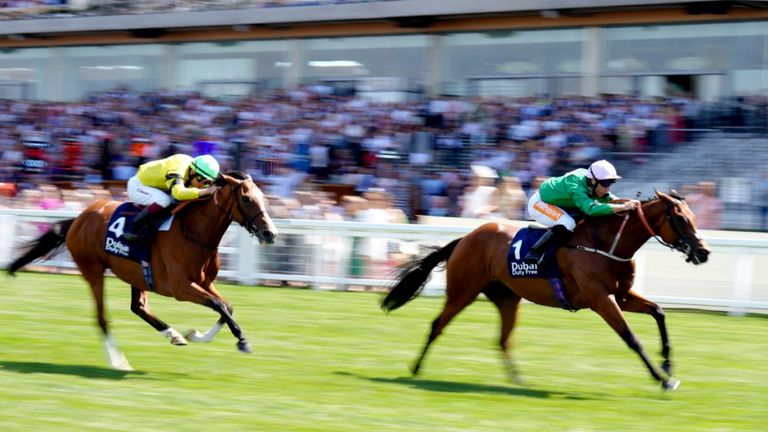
7, 171, 277, 371
382, 191, 709, 390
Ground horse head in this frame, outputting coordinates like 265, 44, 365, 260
653, 190, 710, 265
215, 172, 278, 244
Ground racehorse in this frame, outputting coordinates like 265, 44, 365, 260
382, 190, 709, 390
7, 171, 277, 371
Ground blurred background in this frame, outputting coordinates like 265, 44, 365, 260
1, 0, 767, 227
0, 0, 766, 311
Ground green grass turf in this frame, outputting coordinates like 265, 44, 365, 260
0, 272, 765, 431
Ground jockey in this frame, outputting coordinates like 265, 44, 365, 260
523, 159, 638, 265
123, 154, 220, 242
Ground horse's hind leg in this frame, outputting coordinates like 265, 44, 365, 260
130, 286, 187, 346
592, 294, 678, 391
412, 282, 480, 375
76, 259, 132, 371
483, 282, 523, 384
618, 290, 673, 375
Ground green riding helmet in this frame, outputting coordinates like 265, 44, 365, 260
191, 155, 220, 181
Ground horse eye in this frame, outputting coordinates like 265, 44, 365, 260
675, 215, 687, 225
242, 196, 251, 204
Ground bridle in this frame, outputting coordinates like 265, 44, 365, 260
212, 181, 267, 240
575, 197, 699, 262
638, 197, 701, 261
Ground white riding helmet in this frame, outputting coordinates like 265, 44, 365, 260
587, 160, 621, 181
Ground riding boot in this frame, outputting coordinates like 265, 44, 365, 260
523, 228, 556, 265
523, 225, 572, 266
123, 203, 167, 243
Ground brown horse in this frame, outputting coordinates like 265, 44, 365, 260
382, 191, 709, 390
7, 171, 277, 370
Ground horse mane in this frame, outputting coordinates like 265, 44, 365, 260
639, 189, 686, 204
214, 170, 251, 186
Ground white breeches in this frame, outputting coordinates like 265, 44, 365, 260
127, 175, 172, 207
527, 192, 576, 231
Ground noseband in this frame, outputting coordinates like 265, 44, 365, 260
637, 198, 698, 258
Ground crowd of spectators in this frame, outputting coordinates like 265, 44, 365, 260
0, 87, 701, 217
0, 86, 758, 230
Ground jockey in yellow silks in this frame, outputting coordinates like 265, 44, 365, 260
123, 154, 220, 242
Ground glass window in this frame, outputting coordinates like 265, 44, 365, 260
177, 40, 291, 91
59, 44, 166, 99
301, 35, 429, 90
0, 48, 51, 100
443, 29, 585, 96
603, 21, 768, 96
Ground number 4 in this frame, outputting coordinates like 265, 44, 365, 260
108, 217, 126, 238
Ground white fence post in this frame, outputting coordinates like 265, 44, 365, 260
731, 250, 754, 316
236, 228, 256, 285
0, 214, 14, 267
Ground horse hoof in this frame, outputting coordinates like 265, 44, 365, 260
110, 360, 133, 372
184, 329, 208, 343
237, 341, 252, 354
170, 335, 188, 346
663, 377, 681, 391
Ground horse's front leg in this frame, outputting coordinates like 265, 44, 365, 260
178, 281, 251, 354
184, 318, 225, 343
618, 290, 672, 375
184, 282, 226, 343
131, 286, 188, 346
591, 294, 679, 391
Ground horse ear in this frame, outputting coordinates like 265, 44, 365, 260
668, 188, 685, 200
214, 175, 228, 187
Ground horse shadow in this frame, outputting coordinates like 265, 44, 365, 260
334, 371, 597, 400
0, 360, 148, 380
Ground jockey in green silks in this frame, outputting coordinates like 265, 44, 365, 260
524, 159, 638, 265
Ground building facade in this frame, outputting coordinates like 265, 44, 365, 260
0, 1, 766, 101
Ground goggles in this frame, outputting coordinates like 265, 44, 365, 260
596, 179, 617, 188
192, 172, 212, 186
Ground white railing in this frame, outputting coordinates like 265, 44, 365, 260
1, 208, 767, 315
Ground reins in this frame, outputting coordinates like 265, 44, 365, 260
574, 199, 676, 262
175, 185, 236, 250
574, 211, 634, 262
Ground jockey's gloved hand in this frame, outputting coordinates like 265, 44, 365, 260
198, 186, 221, 198
612, 201, 638, 214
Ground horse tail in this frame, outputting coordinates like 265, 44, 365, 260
7, 218, 74, 276
381, 237, 462, 312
